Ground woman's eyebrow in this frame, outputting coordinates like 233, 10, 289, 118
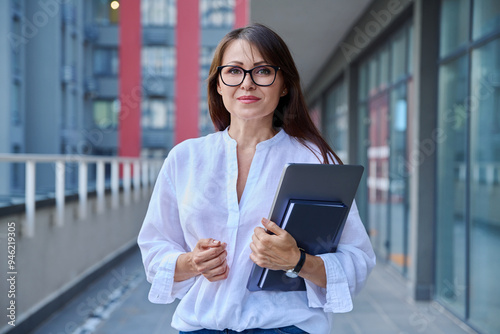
224, 60, 269, 66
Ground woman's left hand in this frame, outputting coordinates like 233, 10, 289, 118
249, 218, 301, 271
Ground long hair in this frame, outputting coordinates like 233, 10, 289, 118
207, 23, 343, 165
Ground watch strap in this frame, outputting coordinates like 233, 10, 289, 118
293, 248, 306, 274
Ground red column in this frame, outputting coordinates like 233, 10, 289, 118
175, 0, 200, 144
234, 0, 249, 28
118, 0, 142, 157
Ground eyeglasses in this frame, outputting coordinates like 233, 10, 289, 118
217, 65, 280, 87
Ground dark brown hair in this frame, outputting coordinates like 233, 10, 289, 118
207, 23, 342, 164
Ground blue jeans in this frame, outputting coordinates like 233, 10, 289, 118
179, 325, 307, 334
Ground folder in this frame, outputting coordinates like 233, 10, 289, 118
246, 163, 364, 292
255, 200, 348, 291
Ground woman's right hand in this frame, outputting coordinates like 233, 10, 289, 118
175, 239, 229, 282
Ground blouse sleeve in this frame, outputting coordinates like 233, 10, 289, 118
303, 200, 376, 312
137, 160, 195, 304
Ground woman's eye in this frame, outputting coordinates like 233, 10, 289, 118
254, 67, 271, 75
227, 67, 243, 75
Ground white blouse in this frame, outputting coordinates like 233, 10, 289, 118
137, 128, 376, 333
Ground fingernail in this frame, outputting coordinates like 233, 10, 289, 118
212, 239, 220, 244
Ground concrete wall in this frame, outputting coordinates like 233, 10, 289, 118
0, 189, 152, 332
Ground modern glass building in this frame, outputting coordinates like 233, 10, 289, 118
281, 1, 499, 332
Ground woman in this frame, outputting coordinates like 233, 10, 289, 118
138, 23, 375, 334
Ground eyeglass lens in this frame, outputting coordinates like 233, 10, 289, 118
220, 66, 277, 86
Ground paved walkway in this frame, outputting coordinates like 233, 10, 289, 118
30, 248, 478, 334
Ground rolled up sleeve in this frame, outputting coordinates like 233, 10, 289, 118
303, 201, 376, 313
137, 160, 195, 304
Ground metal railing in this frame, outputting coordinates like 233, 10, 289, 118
0, 154, 164, 238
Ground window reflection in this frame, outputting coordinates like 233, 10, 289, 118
469, 38, 500, 333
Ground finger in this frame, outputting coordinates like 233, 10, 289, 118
197, 249, 227, 273
253, 226, 268, 240
205, 263, 229, 282
200, 238, 222, 248
261, 218, 283, 235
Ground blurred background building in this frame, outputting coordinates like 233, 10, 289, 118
0, 0, 499, 334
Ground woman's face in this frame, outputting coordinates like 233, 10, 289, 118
217, 39, 287, 126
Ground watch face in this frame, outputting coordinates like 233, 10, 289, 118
285, 270, 298, 278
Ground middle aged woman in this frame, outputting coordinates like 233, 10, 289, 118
138, 23, 376, 334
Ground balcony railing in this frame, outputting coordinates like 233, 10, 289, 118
0, 154, 164, 238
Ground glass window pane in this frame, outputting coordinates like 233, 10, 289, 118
93, 0, 110, 24
93, 49, 118, 76
380, 46, 390, 89
142, 0, 176, 26
324, 80, 348, 162
142, 99, 175, 130
93, 100, 118, 129
358, 62, 369, 102
368, 55, 379, 97
440, 0, 470, 57
436, 55, 468, 317
391, 29, 407, 83
200, 0, 234, 28
389, 83, 409, 274
472, 0, 500, 40
469, 38, 500, 334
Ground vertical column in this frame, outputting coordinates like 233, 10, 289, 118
175, 0, 199, 144
119, 0, 142, 157
234, 0, 249, 28
409, 0, 440, 301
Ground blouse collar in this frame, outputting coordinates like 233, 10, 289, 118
222, 127, 285, 149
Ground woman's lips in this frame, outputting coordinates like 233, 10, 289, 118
237, 96, 261, 104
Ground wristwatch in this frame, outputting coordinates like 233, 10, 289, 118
285, 248, 306, 278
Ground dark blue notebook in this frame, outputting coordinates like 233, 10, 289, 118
254, 199, 349, 291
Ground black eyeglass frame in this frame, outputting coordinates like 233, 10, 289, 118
217, 65, 281, 87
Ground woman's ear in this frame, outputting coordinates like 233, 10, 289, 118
281, 87, 288, 97
217, 82, 222, 95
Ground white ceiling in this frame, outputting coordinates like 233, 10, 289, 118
250, 0, 374, 90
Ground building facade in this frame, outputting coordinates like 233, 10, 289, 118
298, 1, 500, 333
0, 0, 239, 205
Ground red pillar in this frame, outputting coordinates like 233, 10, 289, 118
175, 0, 200, 144
234, 0, 249, 28
118, 0, 142, 157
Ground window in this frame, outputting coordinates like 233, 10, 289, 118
93, 48, 119, 76
93, 100, 119, 129
472, 0, 500, 39
142, 99, 174, 130
437, 1, 500, 332
324, 80, 348, 163
200, 0, 234, 28
141, 0, 176, 26
93, 0, 120, 25
357, 23, 413, 276
440, 0, 470, 57
142, 46, 175, 77
469, 38, 500, 333
200, 47, 215, 79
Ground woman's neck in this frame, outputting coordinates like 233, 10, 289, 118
228, 118, 277, 150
